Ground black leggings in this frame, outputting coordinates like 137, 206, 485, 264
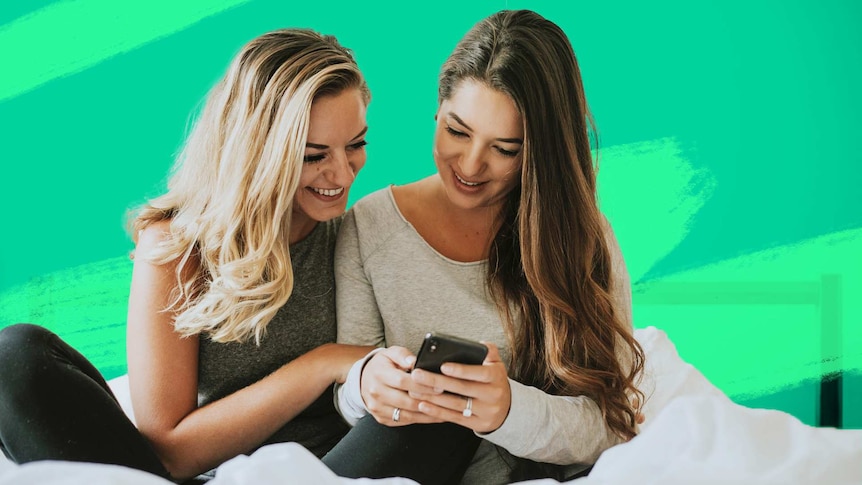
323, 416, 480, 485
0, 324, 480, 483
0, 323, 170, 478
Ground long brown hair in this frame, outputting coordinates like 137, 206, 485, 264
439, 10, 645, 440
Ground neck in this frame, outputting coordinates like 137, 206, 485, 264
289, 210, 318, 245
430, 175, 505, 249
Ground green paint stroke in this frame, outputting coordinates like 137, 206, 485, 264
0, 0, 251, 103
0, 255, 132, 379
598, 137, 716, 282
0, 136, 711, 379
633, 227, 862, 400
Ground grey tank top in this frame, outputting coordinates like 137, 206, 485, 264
197, 217, 348, 458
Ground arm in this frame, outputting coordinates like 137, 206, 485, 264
332, 208, 384, 424
127, 221, 369, 480
411, 218, 635, 464
333, 209, 439, 426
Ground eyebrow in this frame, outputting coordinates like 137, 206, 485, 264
448, 112, 523, 144
306, 126, 368, 150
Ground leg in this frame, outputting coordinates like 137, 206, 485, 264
0, 324, 170, 479
322, 414, 481, 485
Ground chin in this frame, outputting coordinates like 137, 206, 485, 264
310, 205, 347, 222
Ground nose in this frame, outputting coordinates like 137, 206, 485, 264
459, 143, 486, 178
327, 149, 363, 187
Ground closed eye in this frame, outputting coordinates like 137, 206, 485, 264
496, 146, 520, 157
303, 153, 326, 163
445, 125, 468, 138
347, 140, 367, 151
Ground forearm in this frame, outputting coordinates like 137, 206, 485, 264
144, 345, 352, 479
479, 379, 623, 465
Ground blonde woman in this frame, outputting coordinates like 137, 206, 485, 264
0, 29, 373, 481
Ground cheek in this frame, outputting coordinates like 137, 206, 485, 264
433, 136, 459, 165
353, 151, 367, 174
498, 160, 522, 186
297, 167, 316, 188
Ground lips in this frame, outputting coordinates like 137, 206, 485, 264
309, 186, 344, 197
454, 172, 484, 187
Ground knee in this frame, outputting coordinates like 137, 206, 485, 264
0, 324, 57, 380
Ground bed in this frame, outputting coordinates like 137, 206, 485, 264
1, 326, 859, 485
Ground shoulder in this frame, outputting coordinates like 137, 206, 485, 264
134, 220, 173, 256
598, 213, 633, 329
337, 186, 410, 261
599, 214, 625, 266
345, 186, 406, 237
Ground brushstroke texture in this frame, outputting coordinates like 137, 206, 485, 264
598, 137, 716, 281
0, 137, 710, 379
633, 227, 862, 400
0, 0, 251, 103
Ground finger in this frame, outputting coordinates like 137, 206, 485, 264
416, 400, 472, 428
380, 346, 417, 371
414, 390, 472, 414
481, 342, 503, 364
438, 361, 496, 383
408, 389, 443, 400
410, 368, 477, 397
434, 342, 503, 383
390, 407, 445, 426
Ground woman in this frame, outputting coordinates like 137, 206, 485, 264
0, 29, 372, 481
333, 10, 646, 483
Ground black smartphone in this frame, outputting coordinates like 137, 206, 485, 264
413, 332, 488, 374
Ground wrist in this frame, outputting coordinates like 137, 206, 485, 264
307, 343, 341, 383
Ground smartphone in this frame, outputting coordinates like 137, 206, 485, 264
413, 332, 488, 374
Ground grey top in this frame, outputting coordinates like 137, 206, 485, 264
335, 187, 633, 484
198, 218, 348, 458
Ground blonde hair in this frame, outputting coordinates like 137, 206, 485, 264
130, 29, 369, 343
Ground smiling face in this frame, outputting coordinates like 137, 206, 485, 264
291, 87, 368, 240
433, 79, 524, 212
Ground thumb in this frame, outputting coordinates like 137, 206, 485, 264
382, 346, 417, 371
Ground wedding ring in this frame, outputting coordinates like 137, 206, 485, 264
462, 397, 473, 418
392, 407, 401, 422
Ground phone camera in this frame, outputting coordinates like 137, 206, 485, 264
430, 340, 438, 352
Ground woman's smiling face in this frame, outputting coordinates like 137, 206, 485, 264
293, 87, 368, 227
433, 79, 524, 212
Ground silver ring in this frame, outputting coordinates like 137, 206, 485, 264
392, 407, 401, 422
462, 397, 473, 418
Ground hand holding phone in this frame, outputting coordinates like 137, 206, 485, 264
413, 332, 488, 374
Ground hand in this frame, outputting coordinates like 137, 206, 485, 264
359, 346, 444, 427
408, 342, 511, 433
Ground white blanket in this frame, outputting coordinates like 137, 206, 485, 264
1, 327, 859, 485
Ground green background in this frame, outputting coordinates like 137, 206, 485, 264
1, 0, 859, 428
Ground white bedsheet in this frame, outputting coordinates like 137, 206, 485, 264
1, 327, 859, 485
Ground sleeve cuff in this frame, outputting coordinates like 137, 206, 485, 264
334, 348, 385, 426
476, 379, 548, 456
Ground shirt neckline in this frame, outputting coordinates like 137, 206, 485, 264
384, 185, 487, 268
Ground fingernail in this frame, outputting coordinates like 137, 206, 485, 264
440, 364, 452, 374
404, 356, 415, 366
